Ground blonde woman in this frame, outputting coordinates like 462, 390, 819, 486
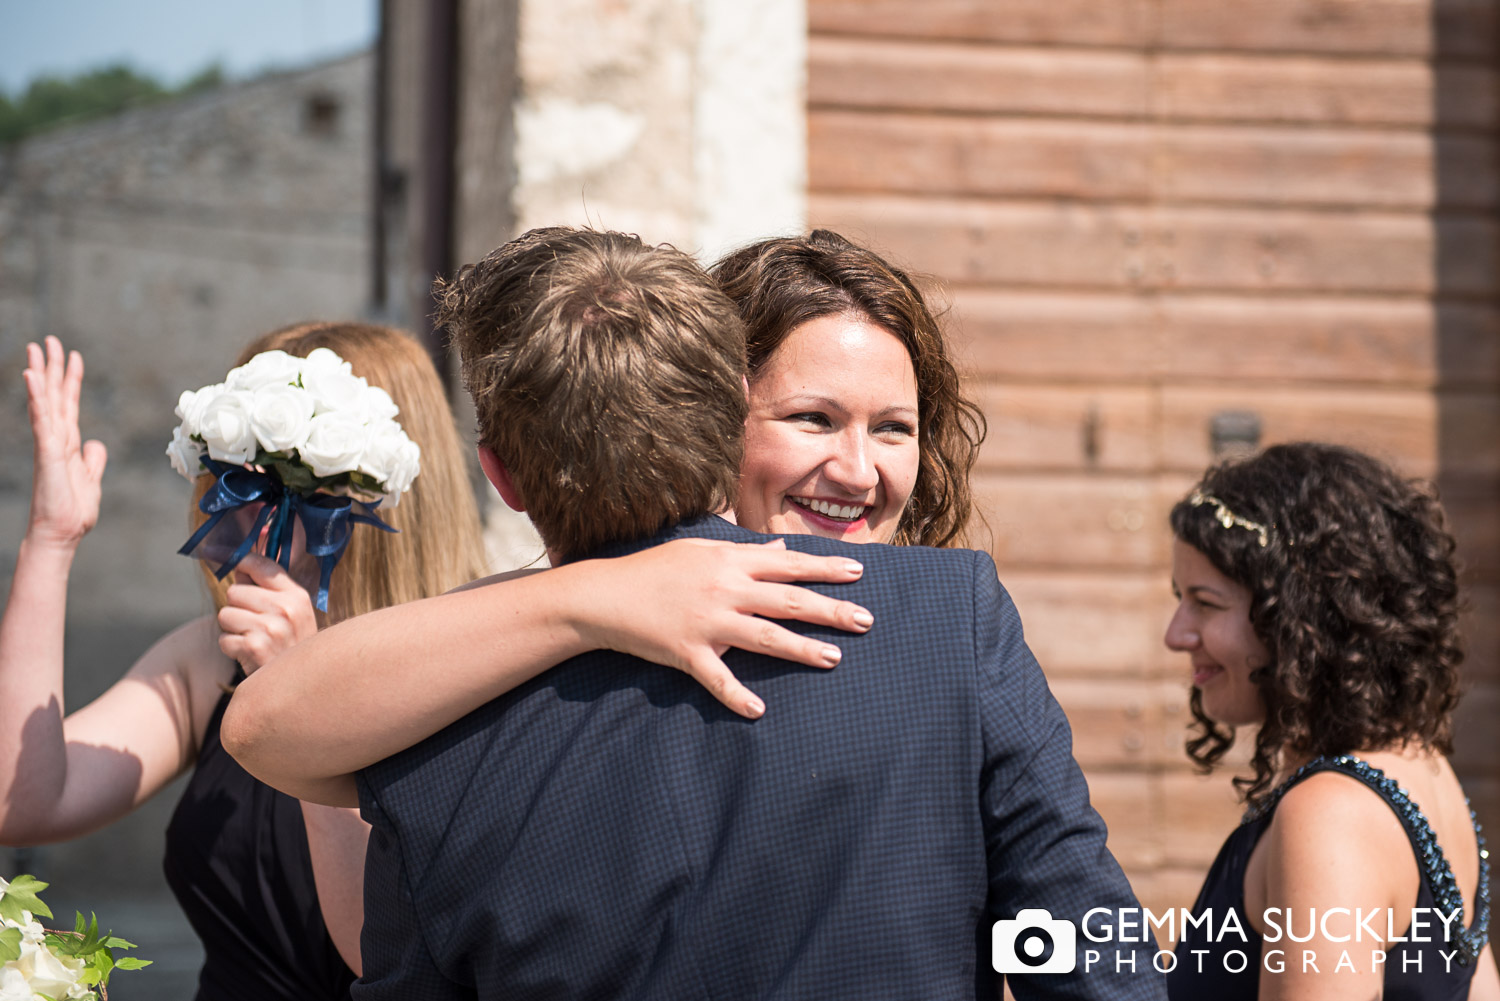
0, 324, 488, 1000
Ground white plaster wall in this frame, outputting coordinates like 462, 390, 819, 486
693, 0, 807, 263
509, 0, 806, 262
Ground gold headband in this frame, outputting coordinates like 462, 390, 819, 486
1189, 491, 1269, 548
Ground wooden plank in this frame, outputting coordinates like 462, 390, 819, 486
1157, 127, 1498, 211
1158, 297, 1500, 389
1157, 54, 1498, 129
810, 194, 1148, 288
1459, 584, 1500, 686
810, 113, 1150, 200
813, 114, 1497, 209
1450, 683, 1500, 774
1001, 570, 1167, 676
811, 195, 1499, 295
1159, 0, 1496, 60
1052, 679, 1191, 769
953, 291, 1160, 383
809, 0, 1154, 47
809, 37, 1149, 117
1158, 386, 1440, 478
956, 293, 1500, 389
974, 384, 1157, 472
1157, 206, 1493, 295
1090, 773, 1163, 870
1437, 489, 1500, 581
974, 472, 1168, 569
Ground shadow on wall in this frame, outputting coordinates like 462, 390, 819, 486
1430, 5, 1500, 844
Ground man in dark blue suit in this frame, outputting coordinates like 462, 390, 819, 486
354, 228, 1164, 1000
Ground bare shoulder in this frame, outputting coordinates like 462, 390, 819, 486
448, 567, 547, 593
1262, 770, 1414, 905
129, 615, 236, 751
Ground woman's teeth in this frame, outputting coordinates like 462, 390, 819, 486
792, 497, 869, 522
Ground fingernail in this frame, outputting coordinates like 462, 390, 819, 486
843, 560, 863, 575
747, 697, 765, 717
852, 609, 873, 629
822, 645, 842, 667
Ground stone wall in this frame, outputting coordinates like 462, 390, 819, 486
0, 53, 373, 999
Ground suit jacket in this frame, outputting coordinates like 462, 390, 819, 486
355, 514, 1165, 1000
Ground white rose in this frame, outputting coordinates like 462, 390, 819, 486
17, 936, 85, 1000
302, 367, 370, 416
197, 390, 258, 464
225, 350, 303, 392
383, 438, 421, 503
301, 347, 353, 376
248, 384, 315, 454
165, 424, 207, 479
0, 967, 33, 1001
357, 385, 400, 422
174, 382, 223, 435
358, 420, 406, 483
300, 412, 368, 478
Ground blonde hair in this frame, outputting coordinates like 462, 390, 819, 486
191, 321, 487, 623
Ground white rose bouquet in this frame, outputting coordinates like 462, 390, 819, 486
169, 348, 416, 611
0, 875, 150, 1001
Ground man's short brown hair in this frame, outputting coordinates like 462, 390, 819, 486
436, 227, 747, 560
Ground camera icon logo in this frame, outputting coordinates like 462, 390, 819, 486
992, 908, 1077, 974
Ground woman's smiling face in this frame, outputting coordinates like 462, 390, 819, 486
1165, 538, 1270, 727
736, 313, 920, 545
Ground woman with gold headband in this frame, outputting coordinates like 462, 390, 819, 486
1163, 442, 1497, 998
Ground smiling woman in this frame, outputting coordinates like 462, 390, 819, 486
713, 228, 987, 548
740, 313, 919, 545
1163, 443, 1498, 1000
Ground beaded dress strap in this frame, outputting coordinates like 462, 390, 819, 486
1242, 754, 1491, 965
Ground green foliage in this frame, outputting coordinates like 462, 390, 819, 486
0, 879, 151, 996
0, 874, 53, 924
43, 911, 152, 990
0, 61, 225, 145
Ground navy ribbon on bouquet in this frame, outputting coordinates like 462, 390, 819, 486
177, 457, 397, 612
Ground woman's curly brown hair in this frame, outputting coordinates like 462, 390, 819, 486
1170, 442, 1464, 804
712, 229, 987, 548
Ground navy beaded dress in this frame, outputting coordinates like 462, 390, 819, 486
163, 675, 357, 1001
1169, 755, 1490, 1000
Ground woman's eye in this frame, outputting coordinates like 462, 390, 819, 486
876, 421, 915, 437
787, 412, 831, 427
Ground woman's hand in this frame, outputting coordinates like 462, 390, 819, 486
579, 538, 873, 719
217, 555, 319, 674
22, 337, 107, 551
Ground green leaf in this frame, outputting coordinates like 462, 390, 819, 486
0, 873, 53, 921
103, 935, 137, 949
0, 926, 20, 963
114, 957, 151, 971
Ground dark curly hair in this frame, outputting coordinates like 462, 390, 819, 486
712, 230, 986, 548
1170, 442, 1464, 804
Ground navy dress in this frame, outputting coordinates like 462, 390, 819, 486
163, 677, 357, 1001
1170, 755, 1490, 1000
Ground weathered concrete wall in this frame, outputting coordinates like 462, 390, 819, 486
0, 52, 373, 621
505, 0, 805, 258
0, 53, 373, 999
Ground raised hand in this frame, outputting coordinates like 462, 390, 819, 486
583, 537, 873, 718
22, 337, 107, 550
216, 554, 320, 674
